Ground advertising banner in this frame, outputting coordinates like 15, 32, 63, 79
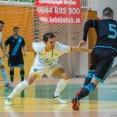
35, 0, 81, 24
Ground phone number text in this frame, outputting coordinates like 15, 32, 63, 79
37, 6, 80, 15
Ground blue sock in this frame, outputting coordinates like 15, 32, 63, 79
1, 69, 8, 84
85, 82, 96, 93
76, 82, 96, 100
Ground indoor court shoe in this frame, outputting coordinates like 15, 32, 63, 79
4, 98, 13, 106
53, 95, 67, 104
4, 82, 10, 88
71, 97, 80, 110
75, 88, 83, 96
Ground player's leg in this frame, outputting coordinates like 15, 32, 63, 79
83, 50, 98, 86
20, 67, 25, 81
18, 54, 25, 81
0, 58, 10, 87
72, 48, 115, 110
75, 71, 95, 98
72, 78, 99, 110
52, 66, 69, 104
73, 50, 97, 108
83, 70, 94, 86
4, 74, 37, 105
75, 50, 97, 96
8, 55, 16, 88
4, 64, 43, 106
9, 68, 14, 88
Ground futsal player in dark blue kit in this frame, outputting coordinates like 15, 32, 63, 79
4, 27, 26, 88
72, 7, 117, 110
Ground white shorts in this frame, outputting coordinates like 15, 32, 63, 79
29, 63, 62, 78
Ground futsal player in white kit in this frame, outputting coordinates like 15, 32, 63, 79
4, 32, 91, 105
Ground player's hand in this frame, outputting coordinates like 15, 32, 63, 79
78, 40, 87, 48
3, 53, 9, 58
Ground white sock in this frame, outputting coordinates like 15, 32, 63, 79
7, 80, 29, 99
54, 79, 68, 97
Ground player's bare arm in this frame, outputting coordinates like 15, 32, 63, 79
71, 46, 92, 53
23, 46, 26, 56
78, 40, 87, 48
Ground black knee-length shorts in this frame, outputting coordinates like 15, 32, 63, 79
90, 48, 115, 83
8, 54, 24, 68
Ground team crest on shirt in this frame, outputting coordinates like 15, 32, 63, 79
39, 58, 54, 66
33, 68, 37, 72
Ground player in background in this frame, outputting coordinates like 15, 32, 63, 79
4, 27, 26, 88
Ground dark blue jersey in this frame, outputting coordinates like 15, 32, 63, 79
83, 18, 117, 53
4, 35, 25, 55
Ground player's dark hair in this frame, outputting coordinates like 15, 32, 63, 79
43, 33, 56, 42
13, 26, 19, 30
102, 7, 114, 17
0, 20, 4, 25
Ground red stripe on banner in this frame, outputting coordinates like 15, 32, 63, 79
35, 0, 81, 24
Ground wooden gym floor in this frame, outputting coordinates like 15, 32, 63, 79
0, 77, 117, 117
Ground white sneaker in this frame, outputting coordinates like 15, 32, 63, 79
4, 98, 13, 106
53, 96, 67, 104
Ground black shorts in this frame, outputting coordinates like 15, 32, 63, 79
8, 54, 24, 68
90, 48, 115, 83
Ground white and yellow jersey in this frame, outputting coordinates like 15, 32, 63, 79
32, 42, 71, 67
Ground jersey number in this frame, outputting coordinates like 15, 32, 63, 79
108, 24, 117, 39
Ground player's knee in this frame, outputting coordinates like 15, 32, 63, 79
26, 79, 33, 85
61, 73, 69, 80
26, 76, 36, 85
